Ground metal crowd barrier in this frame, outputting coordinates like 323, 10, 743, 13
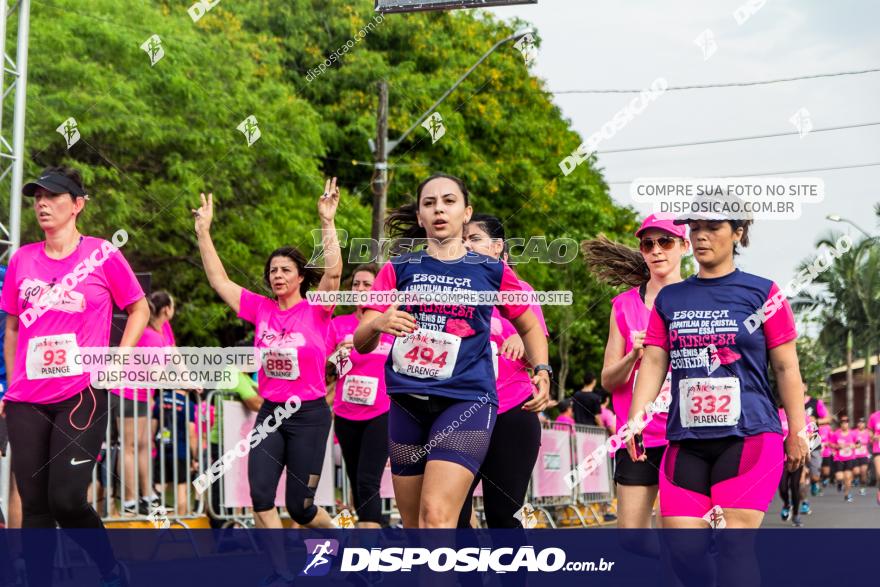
522, 421, 614, 528
91, 389, 206, 527
201, 390, 342, 528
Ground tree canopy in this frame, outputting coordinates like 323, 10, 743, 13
17, 0, 644, 392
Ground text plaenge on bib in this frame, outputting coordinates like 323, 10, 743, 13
363, 250, 528, 406
331, 312, 393, 421
0, 237, 144, 404
237, 288, 333, 403
643, 269, 797, 441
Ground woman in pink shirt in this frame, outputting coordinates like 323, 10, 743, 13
556, 399, 576, 427
193, 179, 341, 583
583, 214, 687, 529
330, 264, 393, 528
869, 410, 880, 505
458, 214, 550, 528
818, 422, 834, 489
0, 166, 148, 586
111, 290, 175, 516
853, 418, 871, 495
831, 415, 858, 502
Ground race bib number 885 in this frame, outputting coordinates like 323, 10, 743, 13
679, 377, 741, 428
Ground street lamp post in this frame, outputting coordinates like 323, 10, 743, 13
369, 28, 535, 254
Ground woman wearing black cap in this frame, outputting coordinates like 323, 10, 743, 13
1, 165, 149, 586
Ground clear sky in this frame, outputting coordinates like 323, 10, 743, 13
487, 0, 880, 287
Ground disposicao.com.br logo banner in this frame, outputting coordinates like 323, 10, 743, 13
300, 541, 613, 575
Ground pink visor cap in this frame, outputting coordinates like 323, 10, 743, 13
635, 213, 687, 239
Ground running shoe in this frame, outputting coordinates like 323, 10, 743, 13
845, 493, 854, 503
603, 513, 618, 522
800, 501, 812, 515
121, 501, 140, 516
780, 506, 791, 521
822, 478, 829, 488
859, 487, 866, 496
810, 482, 819, 496
791, 515, 803, 528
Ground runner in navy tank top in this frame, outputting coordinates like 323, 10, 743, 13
354, 174, 552, 529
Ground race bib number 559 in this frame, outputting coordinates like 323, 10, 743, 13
391, 330, 461, 380
680, 377, 741, 428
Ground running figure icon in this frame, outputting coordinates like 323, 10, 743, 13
301, 539, 339, 577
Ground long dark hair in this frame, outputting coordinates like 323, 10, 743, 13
581, 234, 649, 287
385, 173, 470, 254
263, 246, 322, 298
467, 213, 509, 257
148, 290, 174, 320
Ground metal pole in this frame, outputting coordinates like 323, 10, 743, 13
370, 81, 388, 256
9, 0, 28, 253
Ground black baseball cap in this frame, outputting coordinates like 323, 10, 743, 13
22, 173, 87, 198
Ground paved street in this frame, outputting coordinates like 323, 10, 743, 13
763, 484, 880, 528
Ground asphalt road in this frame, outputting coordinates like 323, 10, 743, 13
762, 482, 880, 528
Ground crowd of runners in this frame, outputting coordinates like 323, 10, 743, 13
0, 166, 877, 586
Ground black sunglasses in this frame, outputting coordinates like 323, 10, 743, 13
639, 236, 680, 253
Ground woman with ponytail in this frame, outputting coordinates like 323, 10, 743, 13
354, 174, 551, 528
582, 214, 688, 529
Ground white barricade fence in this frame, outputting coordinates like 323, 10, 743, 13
219, 400, 335, 509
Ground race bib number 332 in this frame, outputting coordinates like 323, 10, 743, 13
679, 377, 741, 428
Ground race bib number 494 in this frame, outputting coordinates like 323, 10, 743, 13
391, 330, 461, 380
26, 334, 83, 380
679, 377, 741, 428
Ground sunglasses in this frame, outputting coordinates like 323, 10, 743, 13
639, 236, 680, 253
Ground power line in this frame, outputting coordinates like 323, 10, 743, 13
549, 67, 880, 95
596, 121, 880, 155
607, 161, 880, 185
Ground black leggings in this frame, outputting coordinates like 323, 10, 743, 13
334, 412, 389, 524
779, 465, 803, 510
248, 397, 331, 525
458, 400, 541, 528
5, 388, 117, 583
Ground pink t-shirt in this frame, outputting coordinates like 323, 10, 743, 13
110, 325, 166, 403
237, 289, 333, 403
854, 429, 871, 457
162, 320, 176, 346
600, 406, 616, 432
555, 414, 575, 426
610, 287, 669, 448
0, 237, 144, 404
819, 424, 833, 458
330, 312, 393, 421
868, 411, 880, 453
492, 280, 549, 414
832, 429, 858, 461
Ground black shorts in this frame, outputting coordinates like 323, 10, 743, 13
109, 392, 150, 418
0, 415, 7, 457
821, 456, 833, 468
614, 446, 665, 486
154, 456, 190, 484
855, 457, 870, 468
834, 460, 854, 472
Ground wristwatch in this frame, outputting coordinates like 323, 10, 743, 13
533, 364, 553, 377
